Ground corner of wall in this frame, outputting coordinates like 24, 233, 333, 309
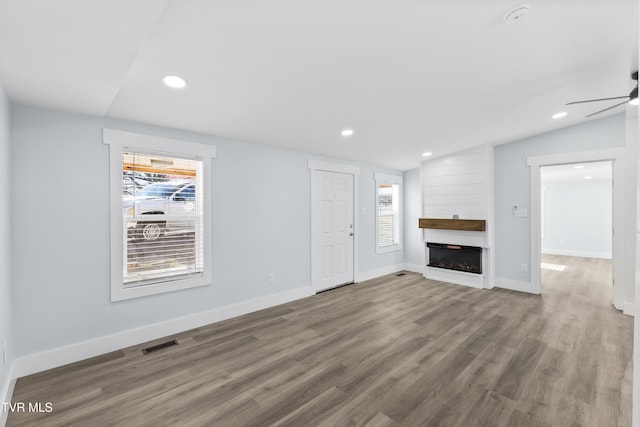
0, 80, 15, 423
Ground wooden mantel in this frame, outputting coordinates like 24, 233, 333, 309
418, 218, 486, 232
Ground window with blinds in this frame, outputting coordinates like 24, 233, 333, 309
104, 128, 215, 301
122, 151, 203, 286
377, 183, 399, 247
375, 173, 403, 254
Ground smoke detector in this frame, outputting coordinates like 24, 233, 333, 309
504, 5, 530, 23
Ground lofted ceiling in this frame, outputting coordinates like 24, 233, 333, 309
0, 0, 637, 171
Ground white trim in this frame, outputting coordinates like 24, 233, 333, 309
527, 148, 624, 308
494, 277, 538, 294
356, 265, 404, 282
12, 286, 314, 379
308, 160, 360, 292
0, 363, 16, 426
624, 302, 635, 317
401, 263, 424, 274
374, 172, 403, 185
375, 172, 403, 254
308, 159, 360, 175
103, 129, 216, 301
103, 129, 217, 159
425, 267, 484, 289
541, 248, 612, 259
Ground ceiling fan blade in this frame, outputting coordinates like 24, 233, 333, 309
585, 100, 629, 118
566, 95, 629, 105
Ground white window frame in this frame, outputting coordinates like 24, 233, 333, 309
103, 129, 216, 301
375, 172, 403, 254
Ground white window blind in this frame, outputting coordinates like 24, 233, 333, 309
377, 183, 399, 247
104, 128, 215, 301
375, 173, 403, 254
122, 151, 204, 286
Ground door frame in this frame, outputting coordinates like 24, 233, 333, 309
527, 147, 624, 309
308, 160, 360, 291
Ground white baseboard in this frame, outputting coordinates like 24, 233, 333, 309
541, 248, 612, 259
624, 302, 635, 317
1, 362, 16, 427
401, 263, 423, 274
425, 267, 484, 289
356, 265, 404, 282
13, 286, 314, 380
494, 277, 539, 294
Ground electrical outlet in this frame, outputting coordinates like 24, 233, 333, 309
521, 263, 528, 273
268, 273, 275, 284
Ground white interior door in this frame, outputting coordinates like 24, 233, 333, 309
311, 170, 355, 292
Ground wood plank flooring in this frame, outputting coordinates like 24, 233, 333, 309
7, 255, 632, 426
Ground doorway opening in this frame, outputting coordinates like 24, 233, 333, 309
539, 161, 613, 306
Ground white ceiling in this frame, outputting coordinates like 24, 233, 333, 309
0, 0, 637, 171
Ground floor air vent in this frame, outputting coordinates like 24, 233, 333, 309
395, 273, 407, 277
142, 339, 178, 355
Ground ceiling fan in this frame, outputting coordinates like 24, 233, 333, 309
566, 71, 639, 118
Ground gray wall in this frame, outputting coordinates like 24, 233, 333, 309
0, 83, 13, 398
10, 104, 403, 357
495, 113, 626, 283
542, 179, 612, 258
403, 167, 423, 268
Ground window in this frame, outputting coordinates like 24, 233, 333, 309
375, 173, 403, 254
104, 129, 216, 301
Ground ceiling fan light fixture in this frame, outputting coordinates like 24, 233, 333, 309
629, 87, 639, 105
503, 5, 530, 24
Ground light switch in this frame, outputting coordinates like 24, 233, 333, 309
512, 206, 528, 217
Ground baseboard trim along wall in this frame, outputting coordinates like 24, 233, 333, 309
401, 263, 423, 274
12, 286, 315, 380
356, 265, 405, 283
1, 363, 16, 426
624, 302, 635, 317
495, 277, 538, 294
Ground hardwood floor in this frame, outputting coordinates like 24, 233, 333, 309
7, 255, 632, 426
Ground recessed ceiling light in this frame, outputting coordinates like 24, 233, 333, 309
552, 111, 567, 119
573, 165, 584, 169
341, 129, 354, 137
163, 75, 187, 89
422, 152, 433, 157
584, 176, 592, 180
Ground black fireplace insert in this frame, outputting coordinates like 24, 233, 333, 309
427, 242, 482, 274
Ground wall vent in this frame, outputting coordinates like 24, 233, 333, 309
142, 339, 178, 355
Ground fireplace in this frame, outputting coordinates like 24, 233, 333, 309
427, 242, 482, 274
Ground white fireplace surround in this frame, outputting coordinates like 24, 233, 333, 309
424, 231, 491, 289
421, 146, 495, 289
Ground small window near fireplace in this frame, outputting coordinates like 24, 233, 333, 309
427, 243, 482, 274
